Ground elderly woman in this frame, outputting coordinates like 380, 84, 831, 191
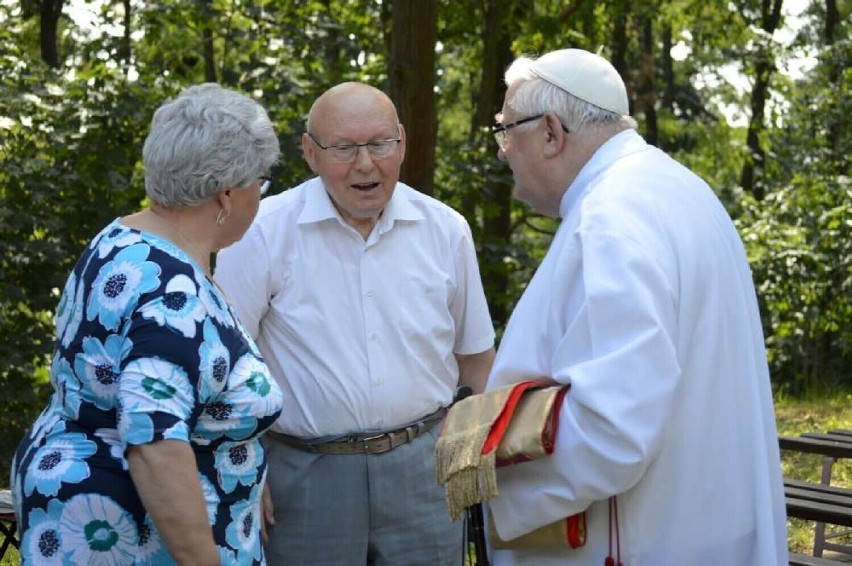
12, 83, 283, 565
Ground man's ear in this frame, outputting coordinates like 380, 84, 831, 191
302, 133, 320, 173
542, 114, 567, 158
397, 123, 407, 163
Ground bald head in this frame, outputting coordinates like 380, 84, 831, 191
307, 82, 400, 137
300, 82, 406, 238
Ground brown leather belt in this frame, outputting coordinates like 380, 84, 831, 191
266, 407, 447, 455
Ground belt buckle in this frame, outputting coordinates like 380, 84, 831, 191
358, 433, 388, 454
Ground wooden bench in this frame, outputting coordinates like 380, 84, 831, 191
780, 431, 852, 560
790, 552, 851, 566
785, 479, 852, 527
0, 490, 18, 561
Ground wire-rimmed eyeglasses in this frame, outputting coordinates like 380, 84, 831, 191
307, 131, 402, 164
258, 175, 272, 195
491, 114, 569, 151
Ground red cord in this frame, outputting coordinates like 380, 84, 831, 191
605, 496, 623, 566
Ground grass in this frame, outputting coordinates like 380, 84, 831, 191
1, 393, 849, 565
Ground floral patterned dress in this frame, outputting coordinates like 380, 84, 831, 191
11, 219, 284, 565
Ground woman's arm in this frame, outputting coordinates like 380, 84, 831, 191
128, 440, 220, 566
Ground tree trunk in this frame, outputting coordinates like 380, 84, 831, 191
203, 27, 217, 82
471, 0, 526, 329
660, 25, 675, 112
39, 0, 64, 68
610, 2, 630, 92
739, 0, 783, 201
638, 15, 658, 145
119, 0, 131, 68
824, 0, 840, 159
389, 0, 437, 196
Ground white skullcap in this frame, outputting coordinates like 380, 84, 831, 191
529, 48, 629, 115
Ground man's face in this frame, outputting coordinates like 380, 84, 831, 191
303, 86, 405, 232
497, 89, 547, 213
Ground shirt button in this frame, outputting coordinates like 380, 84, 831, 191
376, 418, 384, 426
374, 378, 383, 387
366, 290, 374, 297
370, 333, 378, 341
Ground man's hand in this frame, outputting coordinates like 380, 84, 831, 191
261, 482, 275, 545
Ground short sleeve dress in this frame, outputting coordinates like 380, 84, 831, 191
11, 219, 284, 565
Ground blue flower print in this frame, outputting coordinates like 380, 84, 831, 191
119, 357, 195, 442
86, 243, 161, 331
195, 399, 257, 442
52, 353, 83, 421
13, 465, 24, 521
218, 546, 238, 565
200, 474, 221, 526
117, 409, 154, 447
140, 273, 207, 338
199, 281, 234, 328
215, 440, 262, 494
74, 335, 132, 411
29, 356, 68, 447
59, 275, 86, 349
59, 493, 137, 565
198, 319, 230, 401
232, 353, 284, 420
136, 515, 171, 564
235, 319, 262, 357
27, 399, 62, 452
24, 433, 97, 497
225, 482, 263, 563
55, 271, 77, 342
94, 427, 128, 471
92, 221, 142, 259
22, 499, 66, 565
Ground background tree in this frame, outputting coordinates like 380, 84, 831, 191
1, 0, 848, 484
389, 0, 437, 196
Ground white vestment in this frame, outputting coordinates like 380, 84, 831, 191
487, 130, 788, 565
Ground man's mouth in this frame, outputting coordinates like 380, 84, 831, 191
351, 182, 380, 191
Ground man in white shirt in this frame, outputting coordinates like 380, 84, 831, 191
215, 82, 496, 565
485, 48, 788, 565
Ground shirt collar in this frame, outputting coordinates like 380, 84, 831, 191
297, 177, 425, 228
559, 129, 648, 218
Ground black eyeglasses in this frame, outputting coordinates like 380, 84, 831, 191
491, 114, 569, 151
307, 131, 402, 164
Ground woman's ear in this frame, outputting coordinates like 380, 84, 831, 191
216, 189, 232, 219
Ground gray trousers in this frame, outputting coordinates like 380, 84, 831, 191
263, 425, 463, 565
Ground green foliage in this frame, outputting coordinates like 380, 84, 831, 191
736, 26, 851, 394
0, 0, 849, 489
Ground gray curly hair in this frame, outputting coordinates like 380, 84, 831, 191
143, 83, 281, 208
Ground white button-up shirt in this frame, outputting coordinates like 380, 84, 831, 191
216, 178, 495, 438
487, 130, 788, 565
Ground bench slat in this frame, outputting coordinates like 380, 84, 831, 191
785, 479, 852, 498
786, 486, 852, 506
789, 552, 849, 566
779, 436, 852, 459
801, 433, 852, 445
786, 496, 852, 528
